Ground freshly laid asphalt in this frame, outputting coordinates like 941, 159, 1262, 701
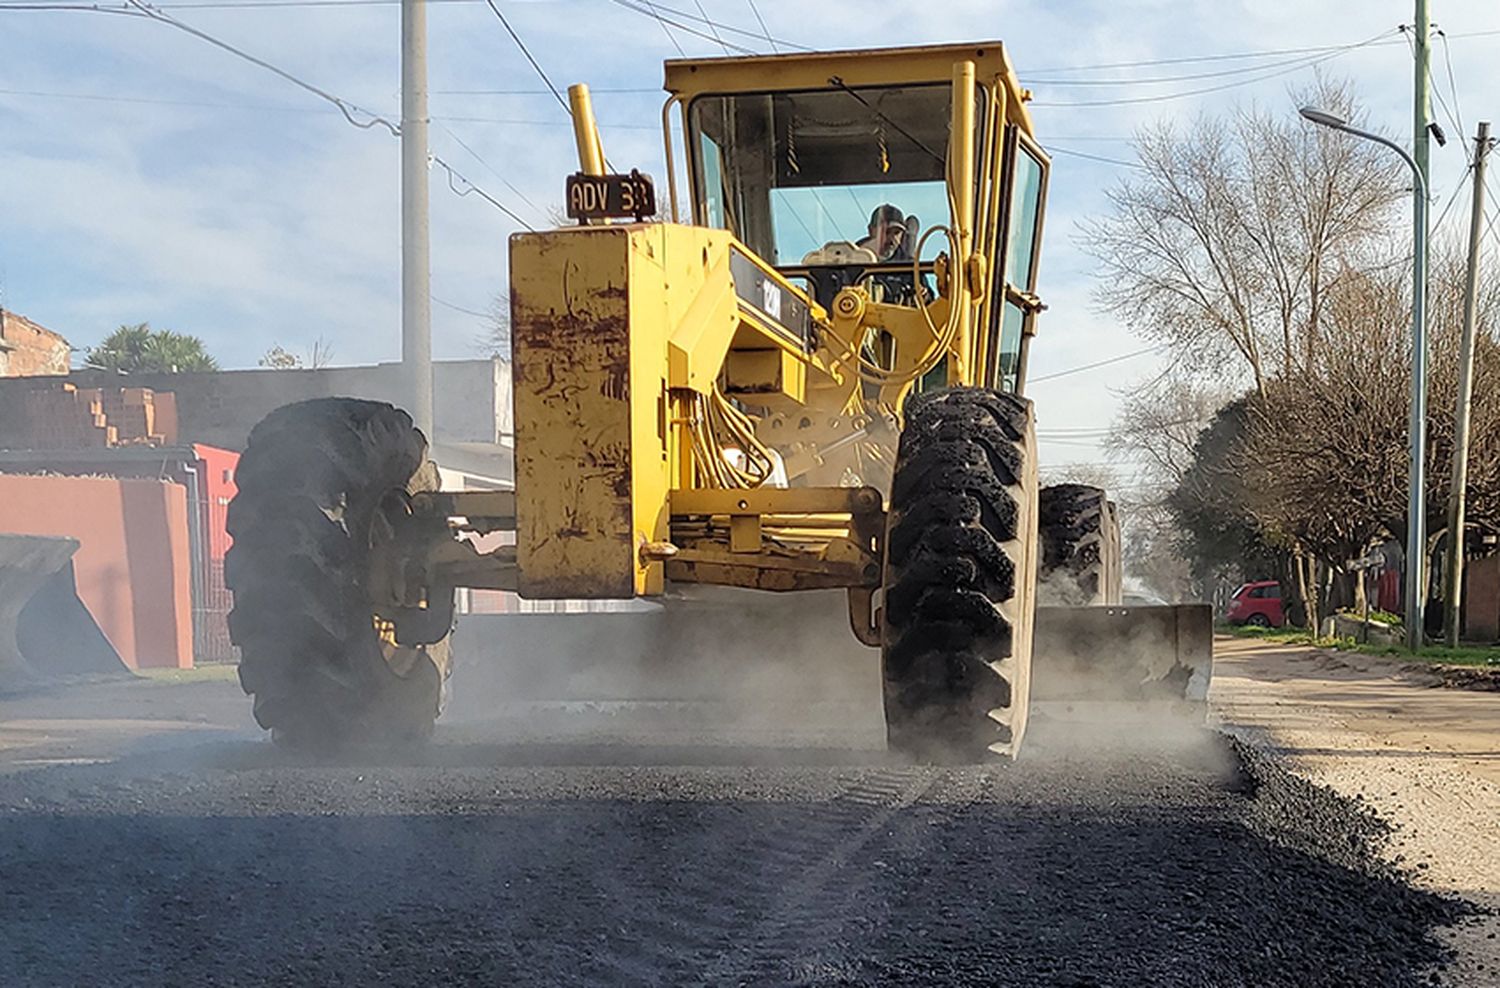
0, 694, 1468, 988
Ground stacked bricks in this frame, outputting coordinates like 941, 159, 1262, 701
16, 384, 180, 449
21, 385, 115, 448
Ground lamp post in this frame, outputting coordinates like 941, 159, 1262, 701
1299, 105, 1429, 651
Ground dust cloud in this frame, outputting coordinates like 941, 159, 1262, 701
1028, 599, 1225, 774
442, 586, 1225, 772
443, 587, 889, 755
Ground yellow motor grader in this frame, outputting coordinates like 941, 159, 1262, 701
224, 41, 1211, 758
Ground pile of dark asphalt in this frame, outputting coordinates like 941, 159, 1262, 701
0, 729, 1469, 987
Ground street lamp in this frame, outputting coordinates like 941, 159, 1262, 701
1299, 105, 1429, 650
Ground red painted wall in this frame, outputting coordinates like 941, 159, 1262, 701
0, 474, 194, 669
193, 444, 239, 560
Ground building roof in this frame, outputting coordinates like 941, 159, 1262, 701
0, 310, 72, 350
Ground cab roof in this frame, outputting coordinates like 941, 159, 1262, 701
662, 41, 1037, 138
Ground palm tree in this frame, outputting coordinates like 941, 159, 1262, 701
86, 323, 219, 373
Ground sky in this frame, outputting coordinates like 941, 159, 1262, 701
2, 0, 1499, 476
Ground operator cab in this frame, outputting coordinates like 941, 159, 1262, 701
664, 43, 1049, 391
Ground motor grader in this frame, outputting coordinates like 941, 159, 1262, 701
224, 41, 1211, 759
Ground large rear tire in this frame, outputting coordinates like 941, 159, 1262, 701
1037, 483, 1122, 606
880, 388, 1038, 760
225, 398, 454, 750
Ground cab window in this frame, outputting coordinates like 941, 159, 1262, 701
688, 84, 976, 271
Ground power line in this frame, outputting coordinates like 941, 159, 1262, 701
604, 0, 759, 55
641, 0, 685, 57
1022, 29, 1490, 75
1043, 145, 1141, 169
121, 0, 399, 135
0, 1, 137, 9
0, 84, 325, 111
431, 294, 491, 319
437, 114, 655, 129
1030, 47, 1375, 87
430, 87, 657, 96
1403, 24, 1467, 167
1040, 413, 1205, 435
606, 0, 800, 52
745, 0, 776, 54
28, 0, 533, 225
0, 0, 802, 52
431, 155, 531, 226
1029, 344, 1167, 383
435, 122, 542, 227
1031, 29, 1395, 108
1436, 29, 1466, 153
691, 0, 729, 55
479, 0, 568, 116
1430, 159, 1475, 237
0, 84, 660, 128
1484, 174, 1500, 245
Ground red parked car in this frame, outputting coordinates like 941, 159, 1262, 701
1226, 580, 1284, 628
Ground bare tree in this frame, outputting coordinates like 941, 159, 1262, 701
308, 336, 335, 369
1081, 76, 1405, 397
486, 292, 512, 358
1107, 375, 1224, 484
1165, 243, 1500, 626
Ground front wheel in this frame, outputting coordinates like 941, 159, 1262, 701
225, 398, 454, 750
1246, 613, 1271, 628
880, 388, 1039, 761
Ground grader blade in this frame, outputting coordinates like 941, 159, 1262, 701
0, 534, 126, 691
1031, 604, 1213, 721
446, 588, 885, 749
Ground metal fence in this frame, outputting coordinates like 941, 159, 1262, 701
187, 477, 237, 664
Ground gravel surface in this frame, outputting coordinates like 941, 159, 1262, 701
0, 703, 1469, 988
1213, 636, 1500, 986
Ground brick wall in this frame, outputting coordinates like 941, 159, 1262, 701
0, 358, 509, 452
0, 312, 71, 377
1464, 554, 1500, 642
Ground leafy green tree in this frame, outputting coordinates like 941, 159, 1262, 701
86, 323, 219, 373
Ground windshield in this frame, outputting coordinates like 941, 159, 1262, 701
689, 84, 969, 266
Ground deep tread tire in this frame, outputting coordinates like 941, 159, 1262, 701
1037, 484, 1122, 606
881, 388, 1038, 761
225, 398, 454, 750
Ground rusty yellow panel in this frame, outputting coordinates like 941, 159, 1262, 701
510, 221, 853, 599
660, 227, 739, 394
511, 227, 657, 598
623, 224, 678, 596
723, 349, 805, 404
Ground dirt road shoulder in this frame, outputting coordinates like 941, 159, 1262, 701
1212, 636, 1500, 985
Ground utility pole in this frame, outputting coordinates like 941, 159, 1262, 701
1405, 0, 1432, 650
1443, 121, 1492, 647
402, 0, 434, 441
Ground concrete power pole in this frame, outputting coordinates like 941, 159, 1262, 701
1405, 0, 1432, 650
1443, 121, 1492, 647
402, 0, 434, 441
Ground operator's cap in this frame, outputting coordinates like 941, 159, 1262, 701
869, 203, 905, 228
